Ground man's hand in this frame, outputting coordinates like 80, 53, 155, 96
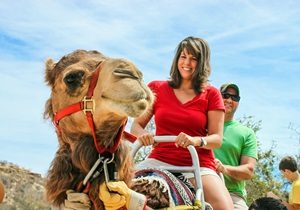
215, 158, 226, 174
99, 181, 147, 210
63, 190, 91, 210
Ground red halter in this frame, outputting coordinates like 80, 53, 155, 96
53, 63, 136, 155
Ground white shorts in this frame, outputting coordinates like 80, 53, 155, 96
230, 193, 248, 210
136, 158, 219, 179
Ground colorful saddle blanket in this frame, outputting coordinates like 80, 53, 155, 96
134, 168, 195, 208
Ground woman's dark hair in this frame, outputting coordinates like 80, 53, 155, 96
249, 197, 287, 210
168, 36, 211, 93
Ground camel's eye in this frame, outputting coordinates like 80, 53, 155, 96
113, 69, 139, 80
64, 70, 85, 91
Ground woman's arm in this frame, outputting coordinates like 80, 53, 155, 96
204, 109, 224, 149
130, 107, 154, 146
175, 110, 224, 149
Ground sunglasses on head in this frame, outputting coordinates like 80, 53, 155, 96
222, 93, 240, 102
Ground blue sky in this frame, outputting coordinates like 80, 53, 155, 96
0, 0, 299, 175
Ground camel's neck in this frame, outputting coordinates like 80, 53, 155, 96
59, 118, 125, 151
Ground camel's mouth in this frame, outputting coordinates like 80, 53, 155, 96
101, 96, 150, 117
102, 95, 148, 104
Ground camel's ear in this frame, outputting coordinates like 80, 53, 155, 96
44, 98, 54, 120
45, 58, 56, 86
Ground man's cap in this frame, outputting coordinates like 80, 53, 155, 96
220, 83, 240, 96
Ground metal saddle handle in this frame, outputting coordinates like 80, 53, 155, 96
131, 135, 207, 210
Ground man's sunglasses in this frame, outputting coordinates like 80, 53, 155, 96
222, 93, 240, 102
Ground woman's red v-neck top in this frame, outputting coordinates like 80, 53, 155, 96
148, 80, 225, 170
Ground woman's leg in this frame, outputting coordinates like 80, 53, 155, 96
202, 174, 234, 210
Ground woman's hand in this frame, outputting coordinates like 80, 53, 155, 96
138, 133, 155, 146
175, 132, 199, 148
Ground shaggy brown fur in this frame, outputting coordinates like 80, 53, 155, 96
43, 50, 153, 209
131, 179, 170, 208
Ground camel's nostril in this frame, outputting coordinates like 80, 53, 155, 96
138, 102, 147, 110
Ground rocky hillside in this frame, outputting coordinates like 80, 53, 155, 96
0, 161, 51, 210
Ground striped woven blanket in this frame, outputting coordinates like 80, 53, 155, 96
132, 168, 195, 209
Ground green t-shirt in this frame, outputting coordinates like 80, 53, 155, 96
214, 120, 258, 199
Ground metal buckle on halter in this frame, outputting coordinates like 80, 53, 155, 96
82, 96, 95, 114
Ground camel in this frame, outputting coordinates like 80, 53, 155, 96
43, 50, 154, 209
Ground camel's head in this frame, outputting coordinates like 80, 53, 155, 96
44, 50, 153, 147
44, 50, 154, 207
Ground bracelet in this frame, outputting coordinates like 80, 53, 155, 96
199, 137, 207, 147
200, 138, 204, 147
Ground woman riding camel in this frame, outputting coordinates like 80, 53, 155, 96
131, 36, 234, 210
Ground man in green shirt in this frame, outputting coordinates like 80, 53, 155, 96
214, 83, 258, 210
